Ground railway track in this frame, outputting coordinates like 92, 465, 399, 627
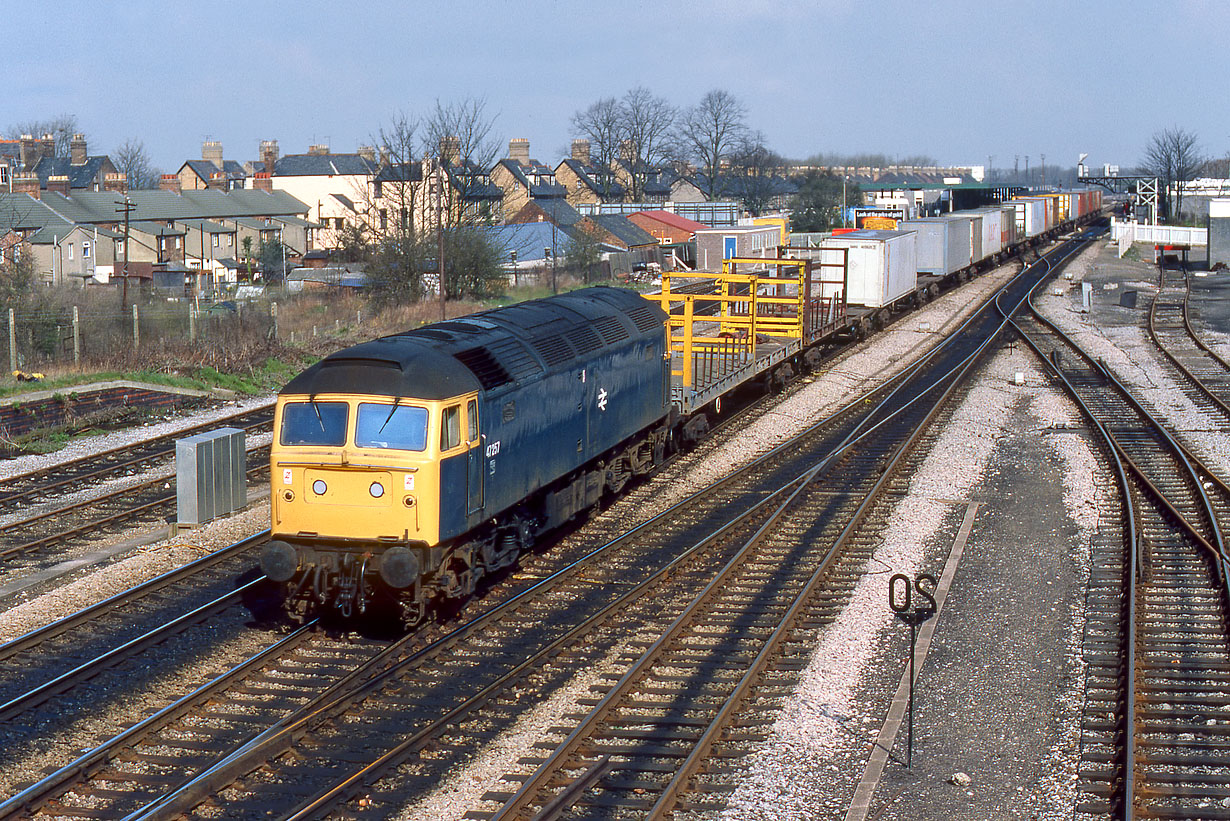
1010, 286, 1230, 819
0, 444, 271, 586
1148, 268, 1230, 420
0, 232, 1098, 819
0, 402, 274, 515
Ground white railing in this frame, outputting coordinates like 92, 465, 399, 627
1111, 218, 1206, 256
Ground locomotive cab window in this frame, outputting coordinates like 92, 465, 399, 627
280, 401, 348, 446
466, 399, 479, 443
355, 403, 428, 451
441, 405, 462, 451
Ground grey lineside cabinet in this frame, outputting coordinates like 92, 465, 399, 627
176, 427, 246, 525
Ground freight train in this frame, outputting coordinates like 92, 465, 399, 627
261, 189, 1102, 624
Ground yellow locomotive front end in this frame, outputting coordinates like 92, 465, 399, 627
263, 388, 480, 620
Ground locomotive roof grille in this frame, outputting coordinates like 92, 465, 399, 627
565, 326, 603, 355
486, 337, 543, 380
455, 346, 513, 390
530, 334, 575, 367
593, 316, 630, 344
625, 305, 660, 333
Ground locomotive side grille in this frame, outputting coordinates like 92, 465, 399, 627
625, 305, 661, 333
565, 326, 603, 355
454, 346, 512, 390
593, 316, 629, 344
530, 334, 575, 367
487, 337, 542, 381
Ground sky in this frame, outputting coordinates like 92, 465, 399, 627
8, 0, 1230, 176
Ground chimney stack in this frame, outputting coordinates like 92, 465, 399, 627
41, 133, 56, 162
439, 135, 460, 165
70, 133, 87, 166
207, 171, 227, 190
202, 140, 224, 167
104, 172, 127, 193
19, 134, 37, 170
253, 171, 273, 192
619, 139, 636, 163
357, 145, 376, 163
508, 138, 530, 166
13, 171, 40, 199
160, 174, 182, 193
45, 175, 71, 197
571, 139, 591, 165
308, 144, 330, 156
259, 139, 279, 175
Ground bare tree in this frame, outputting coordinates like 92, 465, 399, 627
112, 138, 158, 190
617, 87, 676, 201
571, 97, 623, 202
680, 89, 747, 201
363, 112, 427, 301
422, 97, 502, 228
729, 131, 784, 216
1142, 126, 1203, 221
6, 115, 80, 157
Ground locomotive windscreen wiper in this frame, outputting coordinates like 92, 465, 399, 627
378, 396, 402, 434
310, 394, 325, 432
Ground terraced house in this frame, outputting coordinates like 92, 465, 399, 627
0, 187, 314, 290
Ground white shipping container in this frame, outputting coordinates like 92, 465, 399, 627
1006, 198, 1048, 237
897, 216, 972, 275
817, 229, 917, 308
967, 208, 1005, 258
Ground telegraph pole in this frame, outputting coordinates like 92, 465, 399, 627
115, 196, 135, 308
1040, 154, 1046, 189
437, 155, 446, 322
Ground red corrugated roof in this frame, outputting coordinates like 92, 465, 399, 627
632, 210, 708, 232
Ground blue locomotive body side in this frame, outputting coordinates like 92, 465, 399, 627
439, 334, 666, 541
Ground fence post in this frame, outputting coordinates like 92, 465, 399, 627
72, 306, 80, 366
132, 304, 139, 350
357, 309, 361, 326
7, 307, 15, 373
270, 302, 278, 340
189, 304, 196, 342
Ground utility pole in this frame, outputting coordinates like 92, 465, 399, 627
987, 155, 994, 182
437, 155, 446, 321
1040, 153, 1046, 189
115, 196, 135, 308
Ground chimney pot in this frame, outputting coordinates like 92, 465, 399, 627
308, 144, 330, 156
160, 174, 183, 194
104, 172, 127, 193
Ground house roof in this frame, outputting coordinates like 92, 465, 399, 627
481, 222, 579, 262
591, 214, 657, 247
131, 220, 185, 237
32, 155, 112, 189
497, 159, 568, 199
331, 193, 357, 212
273, 153, 377, 177
518, 198, 584, 228
180, 159, 247, 183
375, 163, 422, 182
558, 158, 626, 199
632, 210, 708, 233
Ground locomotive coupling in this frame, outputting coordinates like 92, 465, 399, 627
261, 540, 300, 582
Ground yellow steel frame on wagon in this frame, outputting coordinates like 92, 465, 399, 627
650, 253, 848, 391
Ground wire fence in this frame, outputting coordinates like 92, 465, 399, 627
3, 301, 275, 371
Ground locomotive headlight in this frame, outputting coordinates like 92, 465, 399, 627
370, 482, 385, 498
312, 479, 327, 495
